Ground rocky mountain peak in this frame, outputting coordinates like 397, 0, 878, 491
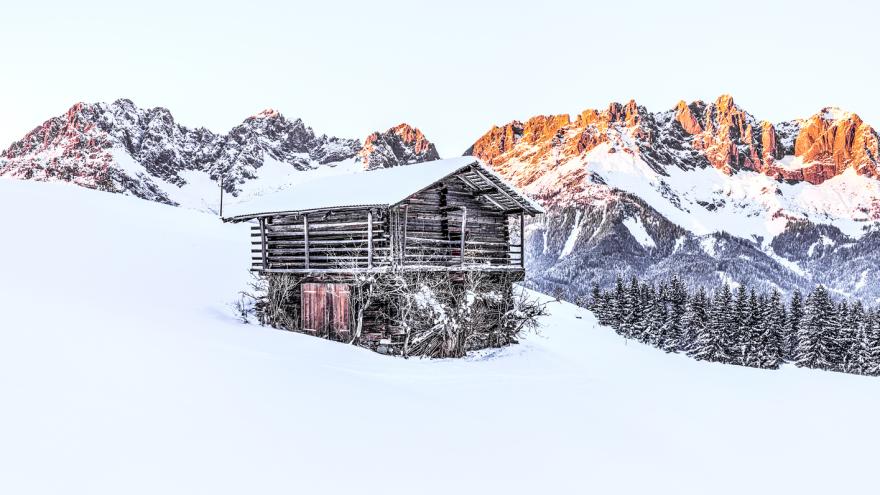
674, 100, 703, 135
792, 108, 879, 181
251, 108, 281, 119
1, 101, 440, 207
358, 123, 440, 170
605, 99, 643, 128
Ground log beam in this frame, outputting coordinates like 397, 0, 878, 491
519, 212, 525, 268
303, 216, 310, 270
460, 207, 467, 267
259, 218, 268, 270
367, 210, 374, 270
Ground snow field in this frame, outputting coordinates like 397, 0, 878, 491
1, 178, 878, 495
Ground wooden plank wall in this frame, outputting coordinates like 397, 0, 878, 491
393, 180, 520, 267
251, 208, 390, 271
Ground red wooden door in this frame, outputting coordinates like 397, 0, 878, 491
329, 284, 351, 341
301, 283, 350, 340
301, 283, 326, 336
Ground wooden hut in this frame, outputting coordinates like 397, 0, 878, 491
224, 157, 543, 355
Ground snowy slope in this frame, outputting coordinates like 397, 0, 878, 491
1, 178, 879, 494
513, 135, 880, 241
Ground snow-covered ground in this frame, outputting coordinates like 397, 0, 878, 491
1, 178, 879, 494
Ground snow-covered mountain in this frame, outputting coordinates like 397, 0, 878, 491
0, 99, 439, 211
467, 95, 880, 303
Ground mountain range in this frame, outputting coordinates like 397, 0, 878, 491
0, 99, 439, 210
2, 96, 878, 303
469, 95, 880, 303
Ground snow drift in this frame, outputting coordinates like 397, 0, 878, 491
0, 178, 878, 495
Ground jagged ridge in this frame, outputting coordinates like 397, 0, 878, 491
0, 99, 439, 207
468, 95, 879, 186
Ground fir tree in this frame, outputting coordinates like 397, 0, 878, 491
787, 289, 804, 361
692, 284, 733, 363
746, 289, 785, 369
731, 285, 749, 365
846, 301, 868, 374
610, 275, 626, 330
795, 286, 840, 370
639, 284, 665, 346
590, 283, 602, 312
683, 287, 709, 355
740, 288, 762, 366
659, 277, 687, 352
618, 276, 642, 338
866, 310, 880, 376
590, 283, 609, 324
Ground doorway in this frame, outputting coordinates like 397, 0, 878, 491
301, 283, 351, 341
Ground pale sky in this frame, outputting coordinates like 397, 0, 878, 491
2, 0, 877, 156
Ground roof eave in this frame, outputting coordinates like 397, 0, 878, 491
222, 203, 389, 223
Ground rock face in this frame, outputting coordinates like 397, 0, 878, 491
466, 95, 880, 304
790, 109, 880, 183
0, 100, 439, 207
468, 94, 880, 188
358, 123, 439, 170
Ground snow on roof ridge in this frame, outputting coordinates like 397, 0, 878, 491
224, 156, 530, 219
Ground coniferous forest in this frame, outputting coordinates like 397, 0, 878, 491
587, 276, 880, 376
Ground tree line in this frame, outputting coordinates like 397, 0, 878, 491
588, 276, 880, 376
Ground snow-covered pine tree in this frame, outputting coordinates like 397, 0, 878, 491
638, 283, 663, 345
866, 309, 880, 376
590, 283, 601, 311
845, 301, 867, 374
659, 276, 687, 352
590, 283, 609, 324
620, 276, 643, 340
691, 284, 733, 363
787, 289, 804, 361
731, 285, 749, 366
795, 286, 840, 371
630, 281, 649, 342
740, 288, 762, 366
746, 289, 785, 369
600, 290, 614, 325
835, 301, 855, 373
610, 275, 626, 330
683, 287, 709, 354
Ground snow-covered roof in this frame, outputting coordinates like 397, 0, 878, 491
223, 157, 543, 220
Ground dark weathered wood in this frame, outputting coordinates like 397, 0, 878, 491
402, 204, 409, 254
259, 217, 268, 270
367, 210, 373, 270
520, 212, 525, 268
460, 207, 467, 267
250, 178, 527, 274
303, 216, 310, 270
